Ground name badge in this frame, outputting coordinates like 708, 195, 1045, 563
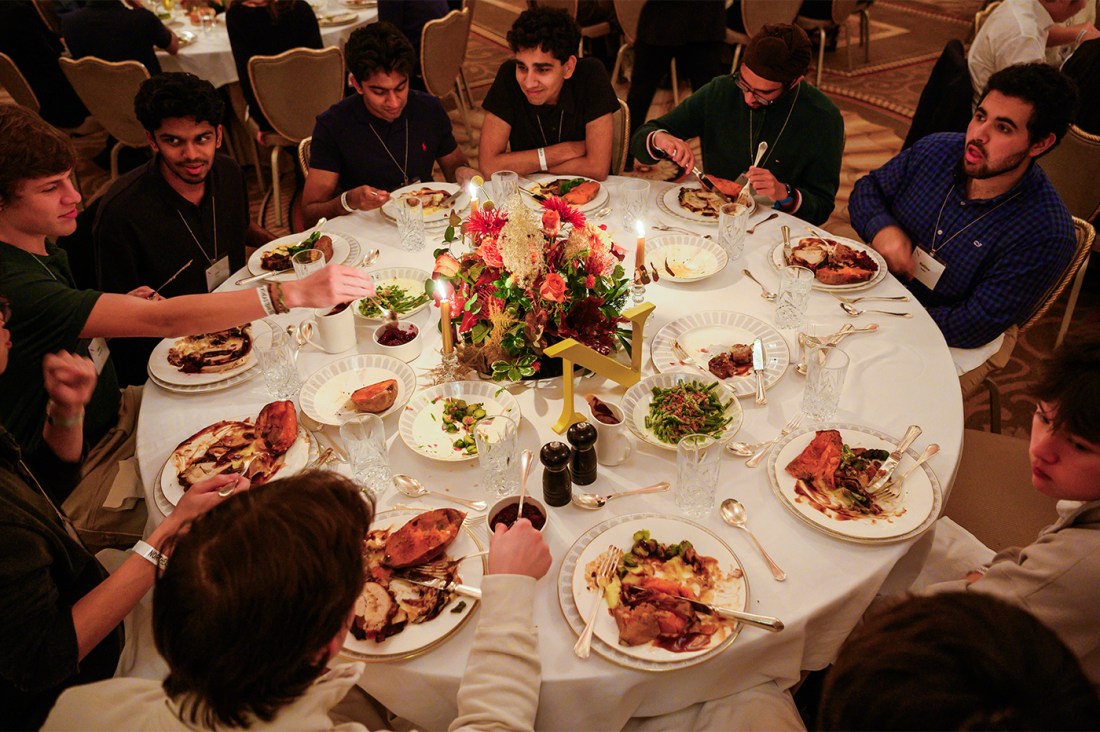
87, 337, 110, 374
914, 247, 946, 290
205, 256, 231, 292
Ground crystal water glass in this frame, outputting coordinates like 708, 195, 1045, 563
775, 265, 814, 329
675, 434, 720, 519
718, 201, 750, 261
621, 179, 650, 229
491, 170, 519, 207
396, 196, 425, 252
473, 415, 519, 498
801, 346, 849, 422
254, 320, 300, 400
339, 414, 392, 501
292, 248, 325, 279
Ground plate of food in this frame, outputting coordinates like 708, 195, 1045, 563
299, 355, 416, 427
381, 182, 468, 225
399, 381, 521, 462
343, 508, 485, 662
341, 0, 376, 7
558, 513, 747, 670
650, 312, 789, 399
147, 324, 257, 387
769, 236, 887, 291
645, 235, 728, 283
521, 174, 609, 213
353, 268, 431, 321
767, 424, 942, 543
246, 230, 360, 281
657, 183, 755, 225
621, 372, 743, 451
159, 400, 313, 507
317, 10, 357, 26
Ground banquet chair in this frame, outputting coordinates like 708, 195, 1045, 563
797, 0, 863, 86
972, 0, 1002, 40
531, 0, 613, 59
58, 57, 150, 182
298, 137, 312, 178
967, 217, 1095, 432
610, 0, 681, 104
610, 97, 630, 175
248, 47, 344, 227
421, 7, 473, 140
0, 52, 40, 112
1037, 125, 1100, 347
726, 0, 802, 73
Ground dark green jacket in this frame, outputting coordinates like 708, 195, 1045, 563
631, 75, 845, 225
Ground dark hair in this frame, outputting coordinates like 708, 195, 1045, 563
507, 7, 580, 64
979, 63, 1079, 147
1031, 327, 1100, 443
133, 72, 225, 134
154, 472, 374, 728
818, 593, 1100, 730
0, 105, 76, 201
345, 21, 415, 83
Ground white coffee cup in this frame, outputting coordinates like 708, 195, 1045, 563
586, 399, 634, 466
300, 303, 356, 353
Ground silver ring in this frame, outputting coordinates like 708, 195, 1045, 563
217, 486, 236, 498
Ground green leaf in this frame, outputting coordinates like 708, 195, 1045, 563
444, 225, 455, 242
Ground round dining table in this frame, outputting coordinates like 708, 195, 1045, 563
135, 175, 963, 731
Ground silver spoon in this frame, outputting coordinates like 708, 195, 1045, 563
840, 301, 912, 318
572, 481, 669, 510
835, 294, 909, 304
358, 248, 381, 268
743, 269, 777, 301
745, 212, 778, 236
887, 443, 940, 490
720, 499, 786, 581
590, 205, 612, 220
393, 474, 487, 511
652, 223, 713, 240
516, 449, 533, 519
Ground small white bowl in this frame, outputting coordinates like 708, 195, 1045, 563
372, 322, 422, 363
487, 494, 548, 538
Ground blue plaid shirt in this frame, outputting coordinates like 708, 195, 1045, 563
849, 133, 1074, 348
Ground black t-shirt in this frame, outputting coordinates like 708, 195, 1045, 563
309, 91, 459, 191
61, 1, 172, 74
481, 57, 619, 157
225, 2, 323, 132
93, 155, 249, 386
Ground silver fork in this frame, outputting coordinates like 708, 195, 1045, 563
746, 414, 803, 468
652, 223, 713, 240
416, 550, 490, 578
835, 295, 910, 304
574, 546, 623, 659
871, 443, 940, 501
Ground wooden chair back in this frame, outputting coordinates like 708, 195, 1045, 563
421, 8, 471, 99
610, 97, 630, 175
248, 46, 344, 144
1038, 125, 1100, 222
1020, 217, 1095, 332
0, 51, 39, 112
58, 57, 148, 147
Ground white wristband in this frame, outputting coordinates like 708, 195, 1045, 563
340, 190, 354, 213
537, 147, 548, 172
257, 285, 277, 316
132, 539, 167, 571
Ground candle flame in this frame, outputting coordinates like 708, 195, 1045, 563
434, 278, 449, 301
467, 181, 478, 199
634, 220, 645, 236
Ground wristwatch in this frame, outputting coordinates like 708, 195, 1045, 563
774, 184, 795, 208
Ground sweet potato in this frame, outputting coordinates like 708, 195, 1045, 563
255, 400, 298, 453
563, 180, 600, 206
383, 508, 465, 568
351, 379, 398, 413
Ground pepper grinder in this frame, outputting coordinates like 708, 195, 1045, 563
540, 441, 572, 507
567, 421, 598, 486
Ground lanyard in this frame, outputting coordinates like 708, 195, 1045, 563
537, 109, 565, 146
16, 455, 86, 547
176, 190, 218, 265
748, 83, 799, 169
368, 118, 411, 187
26, 250, 60, 282
929, 184, 1022, 258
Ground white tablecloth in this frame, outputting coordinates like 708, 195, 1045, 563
135, 177, 963, 731
157, 10, 375, 88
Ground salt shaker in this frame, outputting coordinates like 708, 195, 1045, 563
567, 421, 598, 486
541, 441, 572, 507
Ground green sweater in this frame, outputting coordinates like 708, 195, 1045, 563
631, 76, 845, 225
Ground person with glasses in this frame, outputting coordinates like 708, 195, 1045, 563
0, 290, 247, 729
630, 24, 844, 226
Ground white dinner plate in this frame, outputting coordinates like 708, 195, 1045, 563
657, 184, 756, 226
650, 311, 789, 399
399, 381, 521, 462
767, 423, 943, 543
159, 418, 313, 507
381, 182, 469, 225
341, 0, 376, 7
645, 235, 728, 283
299, 354, 416, 426
246, 231, 360, 281
147, 324, 258, 387
621, 372, 744, 451
520, 174, 610, 214
317, 10, 357, 26
352, 267, 432, 321
147, 367, 257, 395
340, 508, 484, 662
558, 513, 747, 670
768, 236, 888, 292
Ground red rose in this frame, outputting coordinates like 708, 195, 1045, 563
433, 252, 461, 277
539, 272, 567, 302
585, 274, 596, 289
542, 209, 562, 238
478, 237, 504, 268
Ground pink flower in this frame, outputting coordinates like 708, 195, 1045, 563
433, 253, 461, 277
542, 209, 561, 238
539, 272, 567, 302
478, 237, 504, 268
466, 206, 509, 240
541, 196, 586, 229
585, 274, 596, 289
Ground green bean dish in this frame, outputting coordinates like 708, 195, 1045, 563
645, 382, 733, 444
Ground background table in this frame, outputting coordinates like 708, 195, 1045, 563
135, 176, 963, 731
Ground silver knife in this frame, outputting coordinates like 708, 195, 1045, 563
781, 225, 793, 264
438, 187, 464, 209
396, 574, 482, 600
866, 425, 923, 495
692, 166, 731, 202
752, 338, 767, 405
682, 597, 784, 633
234, 269, 279, 287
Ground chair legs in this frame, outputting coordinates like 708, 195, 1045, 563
457, 67, 474, 108
612, 43, 629, 85
860, 7, 871, 63
815, 28, 825, 86
670, 57, 680, 106
1055, 253, 1090, 349
269, 146, 283, 227
108, 140, 123, 181
731, 44, 743, 75
982, 376, 1002, 434
452, 88, 472, 141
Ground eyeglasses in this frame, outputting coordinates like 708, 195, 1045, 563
0, 297, 10, 327
733, 72, 786, 106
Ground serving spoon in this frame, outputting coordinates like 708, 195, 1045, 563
393, 474, 488, 511
516, 449, 533, 519
572, 481, 670, 510
720, 499, 786, 581
840, 301, 912, 318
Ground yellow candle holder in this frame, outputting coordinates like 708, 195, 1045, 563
544, 302, 655, 434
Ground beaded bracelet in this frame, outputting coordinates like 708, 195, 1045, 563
269, 282, 289, 314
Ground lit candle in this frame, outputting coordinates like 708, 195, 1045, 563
634, 219, 645, 274
435, 279, 454, 355
468, 178, 481, 215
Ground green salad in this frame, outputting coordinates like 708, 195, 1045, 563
356, 283, 430, 318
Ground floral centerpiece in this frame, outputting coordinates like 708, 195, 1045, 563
431, 195, 632, 381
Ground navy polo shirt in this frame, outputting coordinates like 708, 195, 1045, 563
309, 91, 458, 192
